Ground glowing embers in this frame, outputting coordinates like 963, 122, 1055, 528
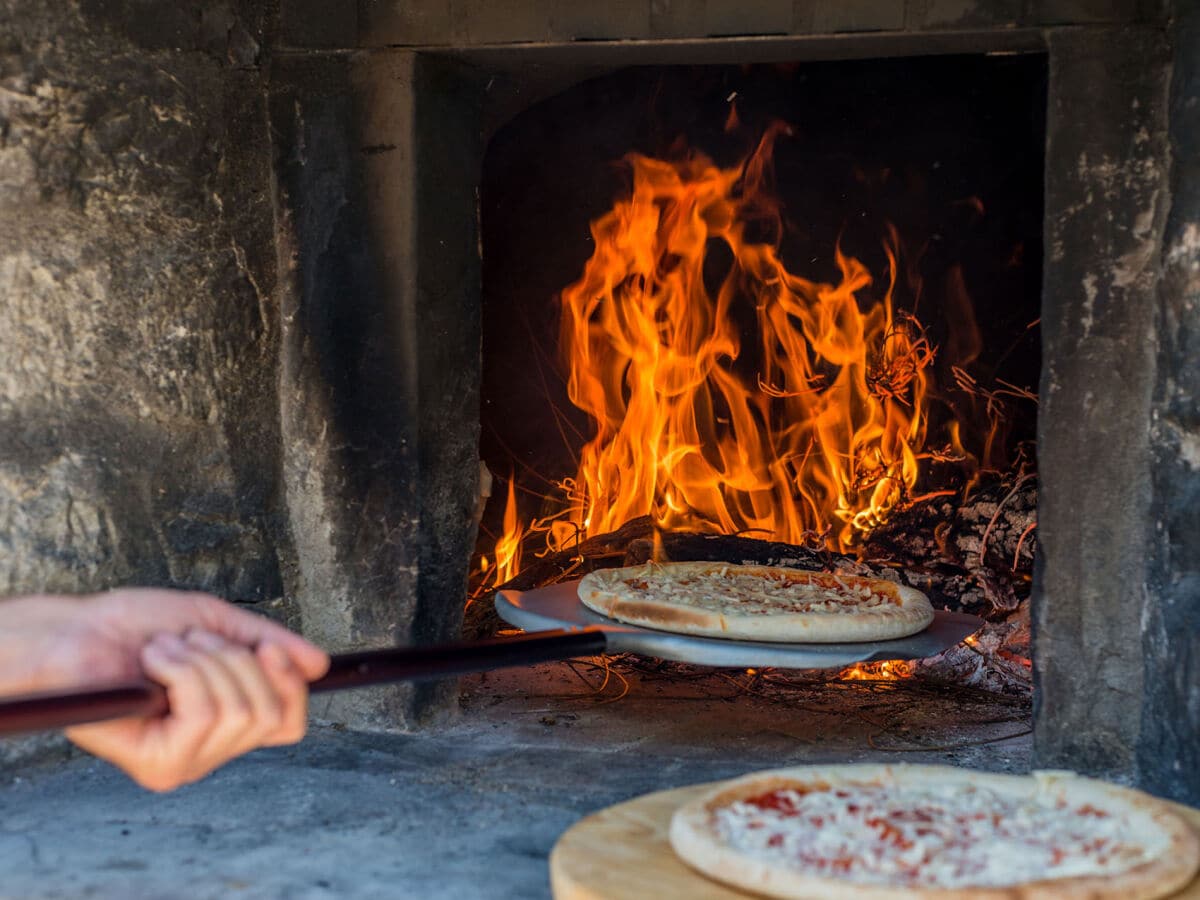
838, 659, 915, 682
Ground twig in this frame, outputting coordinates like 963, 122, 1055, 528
587, 667, 631, 706
980, 471, 1034, 564
528, 657, 630, 707
564, 657, 612, 695
758, 375, 826, 397
867, 728, 1032, 753
1013, 520, 1037, 572
994, 378, 1039, 405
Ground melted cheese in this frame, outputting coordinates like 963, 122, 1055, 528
620, 568, 895, 617
711, 781, 1167, 888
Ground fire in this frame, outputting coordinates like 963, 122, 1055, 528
493, 477, 524, 584
838, 659, 915, 681
492, 126, 940, 577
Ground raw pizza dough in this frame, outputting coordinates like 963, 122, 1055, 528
669, 764, 1200, 900
577, 562, 934, 643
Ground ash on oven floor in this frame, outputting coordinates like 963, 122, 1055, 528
0, 662, 1030, 899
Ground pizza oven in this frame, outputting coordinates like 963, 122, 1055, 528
265, 2, 1195, 805
1, 0, 1196, 816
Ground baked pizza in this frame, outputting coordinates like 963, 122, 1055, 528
577, 562, 934, 642
669, 764, 1200, 900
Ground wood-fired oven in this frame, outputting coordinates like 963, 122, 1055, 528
1, 0, 1195, 808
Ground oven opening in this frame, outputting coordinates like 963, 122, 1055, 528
469, 55, 1044, 701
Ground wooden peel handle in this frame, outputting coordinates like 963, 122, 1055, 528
0, 628, 608, 737
0, 683, 171, 736
312, 628, 607, 692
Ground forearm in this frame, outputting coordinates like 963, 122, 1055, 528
0, 594, 89, 693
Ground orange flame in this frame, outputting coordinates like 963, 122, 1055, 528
554, 127, 929, 554
489, 128, 950, 576
493, 477, 524, 585
838, 659, 915, 681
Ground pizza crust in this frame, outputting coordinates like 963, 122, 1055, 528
578, 562, 934, 643
668, 764, 1200, 900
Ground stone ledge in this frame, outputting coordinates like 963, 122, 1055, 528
277, 0, 1161, 49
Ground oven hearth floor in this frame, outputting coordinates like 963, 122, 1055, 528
0, 662, 1031, 899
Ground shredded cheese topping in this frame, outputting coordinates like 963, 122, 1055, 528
616, 568, 898, 616
711, 781, 1166, 888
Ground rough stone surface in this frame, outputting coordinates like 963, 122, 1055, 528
0, 2, 482, 732
1024, 0, 1150, 25
319, 0, 1166, 48
269, 53, 422, 729
268, 50, 484, 727
279, 0, 358, 47
1139, 1, 1200, 805
907, 0, 1021, 28
0, 667, 1033, 899
807, 0, 907, 33
698, 0, 794, 36
0, 733, 68, 769
0, 1, 289, 606
1033, 28, 1172, 782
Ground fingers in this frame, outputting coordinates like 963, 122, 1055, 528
86, 588, 330, 683
67, 633, 214, 792
67, 630, 313, 792
143, 633, 220, 765
181, 631, 281, 763
255, 642, 311, 746
190, 597, 330, 682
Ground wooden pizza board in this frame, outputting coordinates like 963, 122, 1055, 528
549, 781, 1200, 900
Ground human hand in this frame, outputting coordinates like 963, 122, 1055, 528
3, 589, 329, 791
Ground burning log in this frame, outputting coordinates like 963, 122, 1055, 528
621, 530, 827, 570
909, 604, 1031, 693
858, 473, 1036, 617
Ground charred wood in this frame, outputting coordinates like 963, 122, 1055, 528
860, 474, 1036, 618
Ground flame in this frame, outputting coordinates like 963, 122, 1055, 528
483, 123, 1040, 580
537, 126, 931, 558
493, 477, 524, 585
838, 659, 915, 681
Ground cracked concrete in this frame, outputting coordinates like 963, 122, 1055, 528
0, 664, 1032, 899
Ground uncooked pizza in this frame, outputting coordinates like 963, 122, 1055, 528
669, 764, 1200, 900
577, 562, 934, 642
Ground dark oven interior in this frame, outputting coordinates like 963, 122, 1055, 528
474, 55, 1044, 678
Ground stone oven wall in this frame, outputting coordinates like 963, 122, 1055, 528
0, 0, 454, 732
1, 0, 1197, 805
1144, 0, 1200, 803
0, 0, 280, 603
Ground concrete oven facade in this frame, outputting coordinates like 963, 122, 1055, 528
0, 0, 1196, 803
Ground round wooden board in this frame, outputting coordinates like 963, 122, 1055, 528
550, 781, 1200, 900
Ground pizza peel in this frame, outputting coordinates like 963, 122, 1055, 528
495, 580, 982, 669
0, 579, 981, 737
